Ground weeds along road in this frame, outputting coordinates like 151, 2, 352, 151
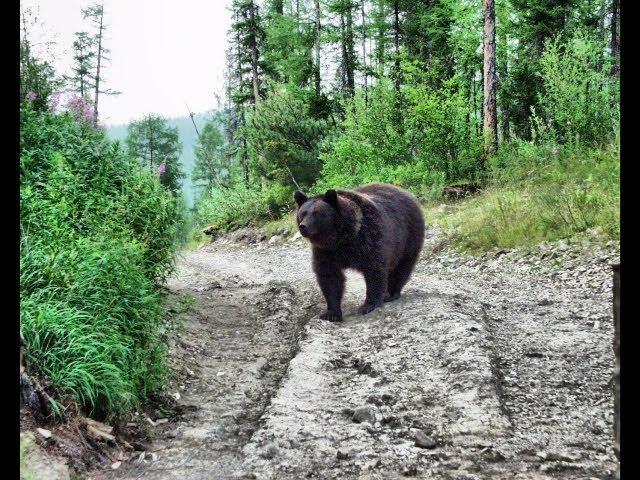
100, 227, 619, 480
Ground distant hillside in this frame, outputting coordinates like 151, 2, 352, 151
107, 111, 217, 207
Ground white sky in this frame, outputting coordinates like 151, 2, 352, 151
22, 0, 232, 126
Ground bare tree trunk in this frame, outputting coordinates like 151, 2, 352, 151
314, 0, 321, 95
346, 4, 355, 96
248, 1, 261, 106
393, 0, 401, 94
483, 0, 498, 159
375, 0, 386, 78
339, 7, 355, 98
610, 0, 619, 76
361, 0, 368, 106
93, 6, 104, 126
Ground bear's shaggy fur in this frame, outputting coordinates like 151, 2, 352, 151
294, 183, 425, 321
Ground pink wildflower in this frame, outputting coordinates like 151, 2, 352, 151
66, 95, 95, 123
26, 91, 37, 102
49, 92, 61, 110
157, 163, 166, 175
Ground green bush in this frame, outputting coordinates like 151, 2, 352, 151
245, 86, 328, 186
193, 182, 294, 235
317, 74, 481, 198
536, 31, 619, 146
20, 105, 180, 418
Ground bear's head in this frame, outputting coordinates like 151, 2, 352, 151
293, 189, 340, 247
293, 189, 362, 249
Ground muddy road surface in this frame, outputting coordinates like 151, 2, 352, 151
97, 229, 619, 480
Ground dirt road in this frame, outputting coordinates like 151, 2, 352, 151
99, 228, 619, 480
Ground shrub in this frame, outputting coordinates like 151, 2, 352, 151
193, 182, 294, 235
317, 74, 481, 198
537, 31, 619, 146
20, 105, 180, 418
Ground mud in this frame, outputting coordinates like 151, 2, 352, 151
91, 227, 619, 480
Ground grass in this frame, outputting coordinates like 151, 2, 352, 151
432, 141, 619, 253
263, 214, 297, 238
19, 435, 38, 480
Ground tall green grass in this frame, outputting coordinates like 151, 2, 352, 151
20, 106, 181, 418
436, 141, 619, 252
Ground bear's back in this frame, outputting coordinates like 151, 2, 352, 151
353, 183, 422, 222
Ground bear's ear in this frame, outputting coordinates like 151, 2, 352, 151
294, 190, 308, 207
323, 189, 339, 209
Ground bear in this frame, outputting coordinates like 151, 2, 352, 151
294, 183, 425, 322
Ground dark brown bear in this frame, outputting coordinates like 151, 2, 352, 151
294, 183, 425, 321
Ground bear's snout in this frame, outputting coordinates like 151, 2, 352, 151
298, 223, 309, 237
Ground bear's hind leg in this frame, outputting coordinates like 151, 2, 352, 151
385, 253, 419, 302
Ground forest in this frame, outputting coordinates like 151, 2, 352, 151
20, 0, 619, 460
191, 0, 619, 251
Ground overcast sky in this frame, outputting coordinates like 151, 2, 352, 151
22, 0, 232, 126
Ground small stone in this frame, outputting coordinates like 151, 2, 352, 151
414, 431, 437, 449
394, 442, 412, 456
352, 406, 376, 424
36, 428, 52, 439
261, 443, 278, 459
337, 449, 350, 460
111, 461, 122, 470
268, 235, 281, 245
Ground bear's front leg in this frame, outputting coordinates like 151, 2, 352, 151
358, 267, 387, 315
314, 262, 345, 322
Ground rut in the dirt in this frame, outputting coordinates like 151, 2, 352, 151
97, 262, 313, 480
95, 234, 618, 480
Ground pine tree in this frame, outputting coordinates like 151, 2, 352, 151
67, 32, 95, 99
192, 119, 226, 191
125, 115, 185, 195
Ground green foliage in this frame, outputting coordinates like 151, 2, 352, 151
317, 74, 480, 198
19, 41, 60, 113
21, 105, 181, 418
536, 31, 619, 146
263, 7, 315, 86
194, 0, 618, 249
66, 31, 96, 97
245, 87, 329, 186
192, 118, 226, 190
126, 114, 185, 195
194, 182, 293, 234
